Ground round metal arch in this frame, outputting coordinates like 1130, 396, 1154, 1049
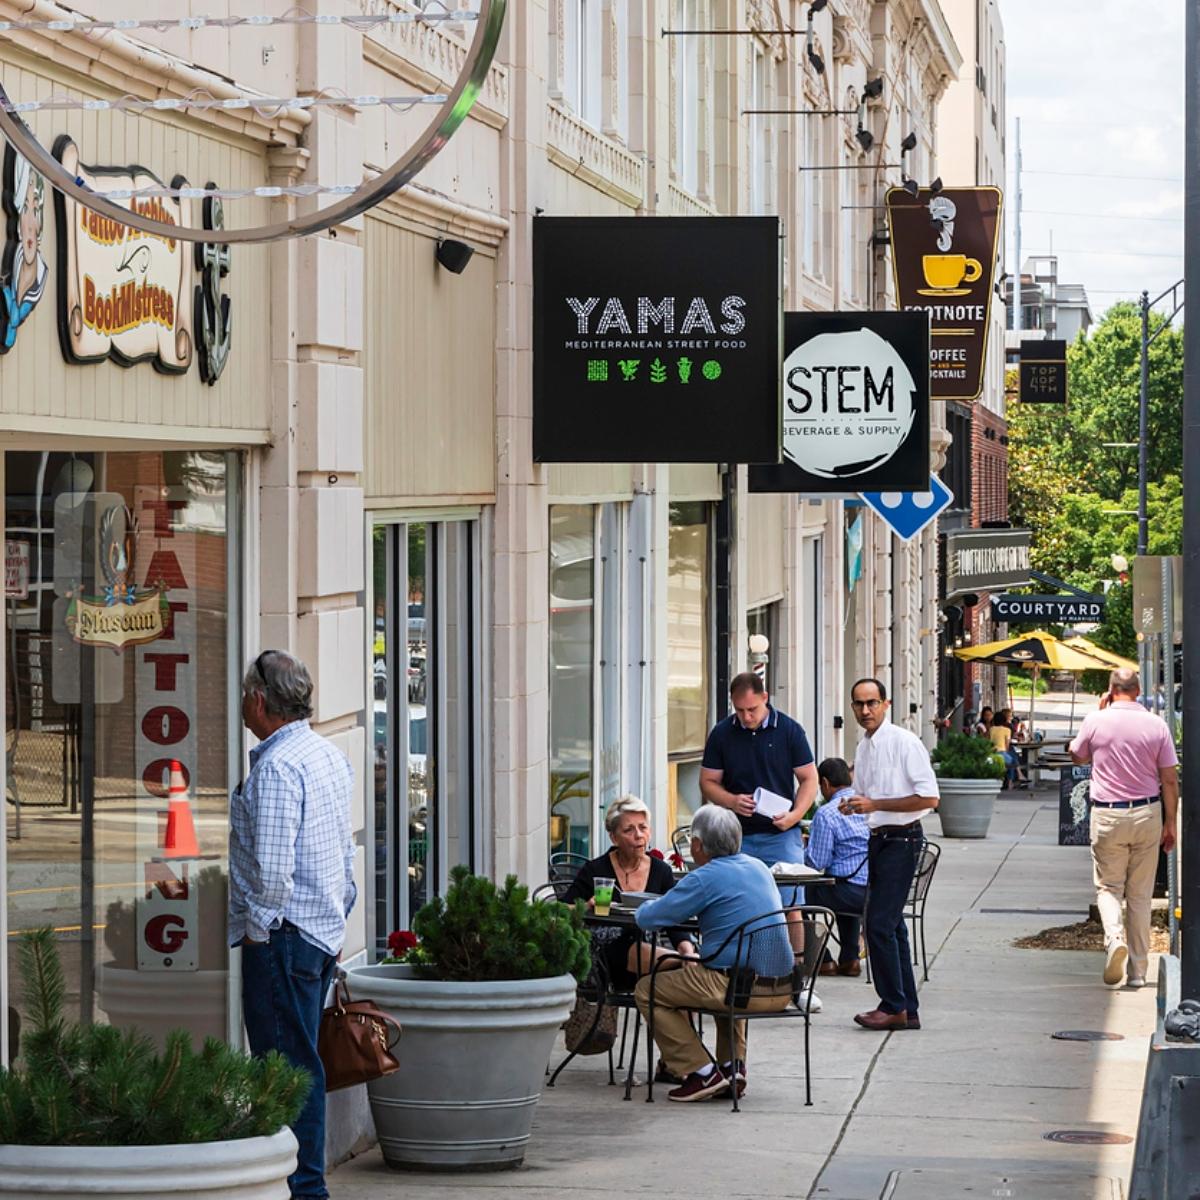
0, 0, 506, 244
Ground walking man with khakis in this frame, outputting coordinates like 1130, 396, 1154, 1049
1070, 668, 1178, 989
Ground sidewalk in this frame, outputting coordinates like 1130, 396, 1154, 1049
330, 790, 1154, 1200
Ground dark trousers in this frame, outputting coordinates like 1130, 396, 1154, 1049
242, 922, 337, 1199
866, 828, 922, 1016
823, 879, 868, 965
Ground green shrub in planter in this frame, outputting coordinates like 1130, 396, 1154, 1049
931, 732, 1007, 781
409, 864, 591, 983
0, 928, 309, 1145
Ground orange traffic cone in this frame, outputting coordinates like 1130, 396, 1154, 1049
161, 760, 200, 859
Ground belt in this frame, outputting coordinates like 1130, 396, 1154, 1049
870, 821, 924, 839
720, 968, 793, 986
1092, 797, 1157, 809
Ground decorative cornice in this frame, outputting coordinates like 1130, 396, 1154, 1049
360, 1, 509, 127
373, 179, 509, 248
546, 100, 644, 209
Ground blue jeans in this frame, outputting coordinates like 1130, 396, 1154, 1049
742, 826, 807, 906
242, 923, 336, 1199
866, 828, 922, 1017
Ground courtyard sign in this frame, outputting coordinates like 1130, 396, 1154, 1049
992, 593, 1105, 623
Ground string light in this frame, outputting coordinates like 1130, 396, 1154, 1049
1, 90, 448, 118
0, 7, 479, 35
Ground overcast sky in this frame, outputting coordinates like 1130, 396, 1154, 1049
1000, 0, 1184, 322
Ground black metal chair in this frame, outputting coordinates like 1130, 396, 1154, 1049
670, 825, 693, 870
903, 840, 941, 981
643, 905, 834, 1110
548, 851, 589, 883
531, 880, 573, 903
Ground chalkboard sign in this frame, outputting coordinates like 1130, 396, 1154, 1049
1058, 765, 1092, 845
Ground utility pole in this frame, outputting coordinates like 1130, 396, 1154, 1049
1013, 117, 1022, 332
1182, 0, 1200, 1000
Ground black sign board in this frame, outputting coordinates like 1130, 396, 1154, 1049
1019, 339, 1067, 404
747, 311, 930, 494
944, 528, 1033, 597
532, 216, 781, 463
1058, 764, 1092, 846
993, 593, 1105, 623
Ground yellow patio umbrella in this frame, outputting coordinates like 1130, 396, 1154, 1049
1061, 636, 1138, 673
954, 630, 1116, 737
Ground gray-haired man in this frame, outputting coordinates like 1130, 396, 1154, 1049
633, 805, 794, 1101
230, 650, 357, 1200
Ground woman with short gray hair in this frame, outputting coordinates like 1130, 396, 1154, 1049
563, 794, 696, 989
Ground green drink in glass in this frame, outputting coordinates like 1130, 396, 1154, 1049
593, 877, 615, 916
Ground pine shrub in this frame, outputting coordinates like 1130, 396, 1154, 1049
931, 731, 1007, 780
0, 928, 310, 1145
410, 865, 591, 983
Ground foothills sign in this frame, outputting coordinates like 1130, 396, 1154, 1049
944, 527, 1032, 598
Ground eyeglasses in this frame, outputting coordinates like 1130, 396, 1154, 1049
851, 698, 884, 710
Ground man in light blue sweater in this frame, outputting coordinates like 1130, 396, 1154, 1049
634, 805, 793, 1101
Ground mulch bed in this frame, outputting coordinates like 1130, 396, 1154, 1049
1014, 916, 1170, 954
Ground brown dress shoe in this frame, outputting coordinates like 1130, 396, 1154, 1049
836, 961, 862, 977
854, 1008, 908, 1030
818, 961, 840, 976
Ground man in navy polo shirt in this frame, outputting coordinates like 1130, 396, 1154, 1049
700, 673, 818, 952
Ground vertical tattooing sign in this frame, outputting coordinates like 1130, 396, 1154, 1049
52, 135, 195, 373
135, 487, 199, 971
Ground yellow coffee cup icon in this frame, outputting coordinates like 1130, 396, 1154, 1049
921, 253, 982, 292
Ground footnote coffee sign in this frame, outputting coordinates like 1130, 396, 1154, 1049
52, 135, 195, 373
748, 311, 930, 494
533, 216, 781, 462
885, 186, 1002, 401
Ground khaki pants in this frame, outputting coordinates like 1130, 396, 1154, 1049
1091, 803, 1162, 980
634, 963, 792, 1077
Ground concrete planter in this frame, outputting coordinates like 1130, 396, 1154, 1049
95, 963, 227, 1049
936, 777, 1002, 838
345, 963, 576, 1171
0, 1129, 296, 1198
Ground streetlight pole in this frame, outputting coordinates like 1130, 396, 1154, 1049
1182, 0, 1200, 1000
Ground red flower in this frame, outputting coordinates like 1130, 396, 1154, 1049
669, 851, 685, 869
649, 848, 665, 860
387, 930, 418, 956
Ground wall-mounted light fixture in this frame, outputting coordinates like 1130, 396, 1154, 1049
435, 238, 475, 274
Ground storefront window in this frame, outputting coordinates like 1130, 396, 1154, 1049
372, 519, 477, 950
549, 506, 594, 857
5, 450, 239, 1052
667, 502, 710, 755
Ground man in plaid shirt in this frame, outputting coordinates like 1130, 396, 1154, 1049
230, 650, 357, 1200
806, 758, 869, 978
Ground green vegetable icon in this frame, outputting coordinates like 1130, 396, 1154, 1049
650, 358, 667, 383
702, 359, 722, 381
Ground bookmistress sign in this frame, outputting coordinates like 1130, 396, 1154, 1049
533, 216, 781, 462
748, 310, 930, 494
885, 186, 1002, 401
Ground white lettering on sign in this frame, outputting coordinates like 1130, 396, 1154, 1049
565, 294, 747, 337
953, 544, 1031, 580
4, 539, 29, 599
782, 327, 917, 480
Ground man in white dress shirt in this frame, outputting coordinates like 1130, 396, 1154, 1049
840, 678, 939, 1031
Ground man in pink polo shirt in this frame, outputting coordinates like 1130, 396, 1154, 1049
1070, 668, 1178, 989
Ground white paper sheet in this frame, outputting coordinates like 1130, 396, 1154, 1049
752, 787, 793, 819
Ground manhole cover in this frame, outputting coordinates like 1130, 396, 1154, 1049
1051, 1030, 1124, 1042
1044, 1130, 1133, 1145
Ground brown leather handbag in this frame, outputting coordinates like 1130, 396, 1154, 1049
318, 975, 403, 1091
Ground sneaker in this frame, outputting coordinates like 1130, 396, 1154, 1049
667, 1067, 730, 1102
722, 1059, 747, 1082
1127, 976, 1147, 989
795, 987, 823, 1014
1104, 942, 1129, 986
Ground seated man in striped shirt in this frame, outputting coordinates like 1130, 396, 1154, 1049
806, 758, 869, 977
